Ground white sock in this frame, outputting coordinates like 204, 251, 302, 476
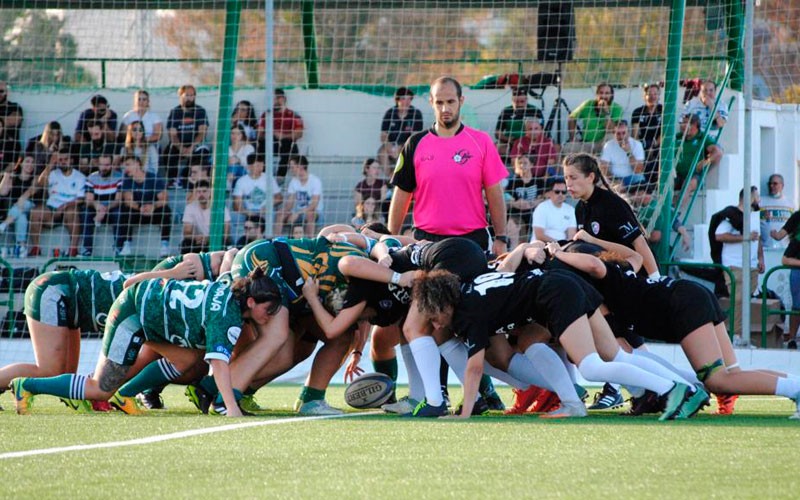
577, 353, 674, 395
438, 338, 468, 385
555, 347, 578, 384
775, 376, 800, 398
409, 336, 443, 406
522, 345, 580, 403
400, 344, 424, 402
614, 349, 693, 389
634, 349, 701, 385
482, 362, 528, 390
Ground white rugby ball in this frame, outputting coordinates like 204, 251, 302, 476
344, 372, 395, 409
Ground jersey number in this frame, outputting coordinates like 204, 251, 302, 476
169, 286, 205, 310
472, 272, 515, 296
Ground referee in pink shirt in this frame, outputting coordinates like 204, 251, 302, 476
388, 76, 509, 257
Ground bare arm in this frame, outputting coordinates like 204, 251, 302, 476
388, 188, 413, 235
338, 255, 415, 288
574, 230, 644, 273
209, 359, 241, 417
302, 277, 366, 339
631, 235, 655, 275
451, 349, 484, 419
550, 248, 608, 279
485, 182, 508, 256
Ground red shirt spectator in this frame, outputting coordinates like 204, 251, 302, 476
509, 119, 558, 177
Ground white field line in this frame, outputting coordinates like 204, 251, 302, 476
0, 412, 370, 460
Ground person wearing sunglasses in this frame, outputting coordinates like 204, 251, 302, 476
531, 178, 577, 243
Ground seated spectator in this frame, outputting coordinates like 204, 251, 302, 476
120, 89, 163, 146
257, 88, 303, 183
675, 114, 723, 213
228, 124, 255, 189
116, 155, 172, 257
505, 155, 540, 246
495, 86, 544, 163
231, 100, 258, 143
75, 94, 118, 144
0, 155, 37, 257
116, 120, 159, 174
275, 155, 322, 237
600, 120, 646, 188
377, 87, 423, 174
0, 81, 23, 141
81, 154, 122, 256
354, 158, 387, 216
27, 149, 86, 257
186, 161, 211, 205
163, 84, 209, 187
76, 121, 116, 174
680, 79, 728, 133
509, 118, 558, 176
762, 173, 794, 250
232, 152, 281, 222
236, 214, 265, 248
0, 117, 21, 171
531, 178, 577, 243
631, 83, 663, 186
353, 197, 386, 228
27, 121, 71, 171
565, 83, 623, 155
181, 179, 230, 254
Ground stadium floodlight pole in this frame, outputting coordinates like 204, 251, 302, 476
264, 0, 276, 234
741, 0, 755, 346
209, 0, 242, 251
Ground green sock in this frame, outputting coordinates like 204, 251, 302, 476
25, 374, 87, 400
479, 374, 496, 395
299, 386, 326, 403
118, 360, 181, 398
244, 386, 257, 396
372, 358, 398, 381
200, 375, 218, 397
214, 388, 244, 405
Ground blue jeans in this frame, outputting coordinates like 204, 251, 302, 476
5, 200, 34, 244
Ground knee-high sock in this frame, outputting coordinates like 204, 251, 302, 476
522, 345, 581, 403
776, 376, 800, 398
613, 349, 693, 389
482, 362, 528, 390
438, 338, 467, 385
400, 344, 425, 402
373, 357, 399, 381
409, 336, 443, 406
24, 374, 87, 400
633, 349, 701, 386
555, 346, 578, 384
577, 353, 674, 395
119, 359, 182, 398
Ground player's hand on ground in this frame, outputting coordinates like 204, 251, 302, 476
344, 354, 364, 383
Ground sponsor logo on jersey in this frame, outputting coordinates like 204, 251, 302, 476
591, 221, 600, 234
95, 312, 108, 329
227, 325, 242, 345
210, 285, 226, 312
452, 149, 473, 165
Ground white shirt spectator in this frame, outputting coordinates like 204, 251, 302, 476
681, 96, 729, 132
46, 168, 86, 209
531, 199, 577, 242
233, 173, 280, 213
601, 137, 645, 179
287, 173, 324, 213
760, 193, 794, 249
183, 201, 231, 237
716, 211, 760, 268
121, 110, 163, 140
229, 143, 255, 169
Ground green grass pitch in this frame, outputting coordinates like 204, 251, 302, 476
2, 384, 799, 499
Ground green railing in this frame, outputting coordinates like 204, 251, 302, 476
761, 265, 798, 348
660, 260, 735, 336
0, 257, 16, 333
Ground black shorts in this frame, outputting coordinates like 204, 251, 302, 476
647, 280, 719, 343
537, 270, 602, 339
606, 313, 645, 349
426, 238, 489, 282
412, 227, 491, 254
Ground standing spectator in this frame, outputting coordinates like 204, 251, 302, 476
27, 121, 70, 171
600, 120, 647, 187
116, 120, 159, 174
0, 155, 38, 257
120, 89, 163, 146
378, 87, 424, 174
0, 81, 23, 141
509, 118, 558, 177
680, 79, 728, 133
257, 88, 303, 182
27, 149, 86, 257
675, 114, 724, 213
276, 155, 323, 237
236, 214, 265, 247
505, 155, 540, 246
495, 86, 544, 163
75, 95, 118, 144
81, 154, 122, 256
773, 209, 800, 346
389, 76, 509, 256
76, 121, 116, 174
531, 178, 577, 243
232, 152, 281, 233
228, 124, 255, 189
181, 180, 230, 254
231, 100, 258, 143
164, 84, 209, 187
116, 155, 172, 257
631, 83, 663, 186
762, 173, 794, 249
354, 158, 388, 216
715, 186, 764, 341
0, 117, 21, 171
565, 83, 624, 155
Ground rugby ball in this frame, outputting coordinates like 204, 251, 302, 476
344, 372, 395, 409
